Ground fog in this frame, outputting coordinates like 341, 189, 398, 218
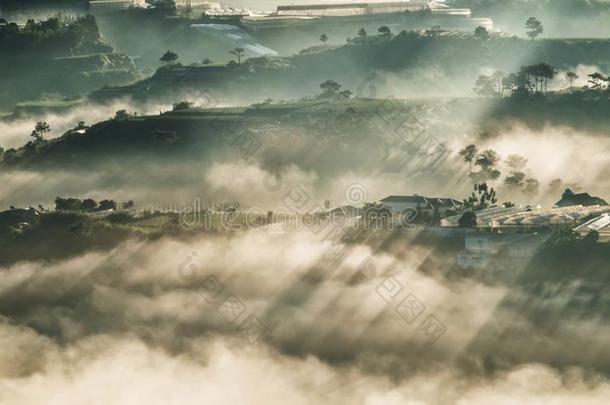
2, 98, 610, 210
1, 228, 609, 403
2, 2, 610, 402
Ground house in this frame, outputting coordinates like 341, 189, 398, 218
379, 195, 462, 216
555, 188, 608, 208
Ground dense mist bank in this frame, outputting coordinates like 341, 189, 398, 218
1, 226, 610, 403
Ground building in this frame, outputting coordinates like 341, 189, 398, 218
457, 249, 491, 269
574, 213, 610, 239
555, 188, 608, 208
442, 203, 610, 230
176, 0, 220, 10
380, 195, 462, 216
276, 1, 430, 17
235, 1, 494, 31
89, 0, 145, 12
457, 232, 543, 269
90, 0, 220, 12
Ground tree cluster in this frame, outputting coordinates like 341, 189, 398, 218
503, 154, 539, 197
475, 63, 557, 97
0, 14, 110, 57
145, 0, 176, 15
459, 144, 501, 182
54, 197, 133, 212
318, 80, 353, 100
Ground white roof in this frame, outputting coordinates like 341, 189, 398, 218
443, 205, 610, 228
574, 213, 610, 233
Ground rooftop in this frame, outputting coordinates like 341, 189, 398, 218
442, 204, 610, 228
574, 213, 610, 234
380, 195, 462, 206
277, 1, 430, 11
555, 188, 608, 207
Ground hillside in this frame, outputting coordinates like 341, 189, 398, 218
89, 30, 610, 106
0, 15, 139, 109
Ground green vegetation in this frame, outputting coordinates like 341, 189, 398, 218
146, 0, 177, 15
229, 47, 245, 65
0, 14, 111, 57
0, 15, 138, 108
160, 50, 179, 65
89, 30, 610, 108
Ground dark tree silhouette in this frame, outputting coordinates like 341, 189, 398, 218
474, 26, 489, 40
81, 199, 98, 211
320, 80, 342, 97
230, 47, 245, 64
172, 101, 193, 111
160, 50, 178, 65
99, 199, 118, 211
525, 17, 543, 39
378, 26, 392, 39
319, 34, 329, 47
565, 71, 579, 91
114, 110, 131, 121
588, 72, 608, 90
31, 121, 50, 142
458, 211, 477, 228
459, 144, 478, 173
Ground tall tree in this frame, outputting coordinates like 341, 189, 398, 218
459, 144, 478, 173
230, 47, 245, 64
588, 72, 608, 90
463, 183, 498, 211
504, 172, 526, 190
539, 63, 556, 93
31, 121, 50, 142
565, 71, 579, 91
492, 71, 505, 97
319, 34, 329, 48
525, 17, 543, 39
474, 149, 501, 182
